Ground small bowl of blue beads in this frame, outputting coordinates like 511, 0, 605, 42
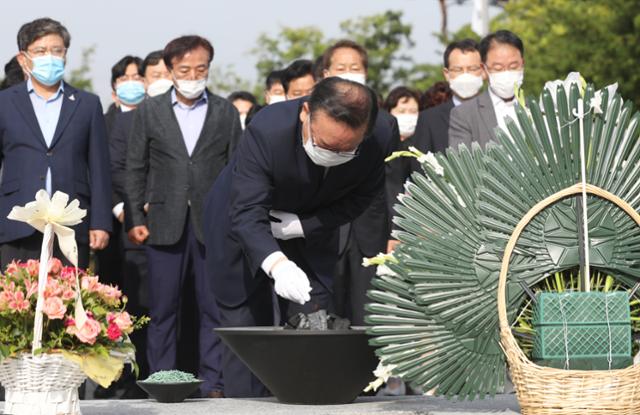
137, 370, 203, 403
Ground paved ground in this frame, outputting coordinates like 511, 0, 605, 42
10, 395, 520, 415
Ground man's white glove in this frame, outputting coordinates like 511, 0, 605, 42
269, 210, 304, 240
269, 260, 311, 305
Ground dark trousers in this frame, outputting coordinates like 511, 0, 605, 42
333, 231, 376, 326
218, 276, 332, 398
145, 217, 223, 394
95, 218, 123, 287
0, 232, 90, 270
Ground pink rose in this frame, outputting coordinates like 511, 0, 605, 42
43, 297, 66, 320
48, 258, 63, 276
66, 317, 102, 345
44, 278, 63, 298
106, 322, 122, 341
81, 276, 101, 293
60, 267, 77, 283
100, 285, 122, 303
109, 312, 133, 333
62, 289, 76, 301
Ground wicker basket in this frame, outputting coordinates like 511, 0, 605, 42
0, 353, 86, 415
497, 183, 640, 415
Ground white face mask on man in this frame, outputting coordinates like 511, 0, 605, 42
268, 94, 286, 104
488, 70, 524, 99
302, 115, 358, 167
173, 75, 207, 100
449, 73, 483, 99
336, 72, 366, 85
395, 114, 418, 137
147, 79, 174, 97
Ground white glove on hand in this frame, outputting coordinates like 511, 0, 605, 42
269, 260, 311, 305
269, 210, 305, 240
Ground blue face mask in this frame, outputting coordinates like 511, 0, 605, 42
116, 80, 146, 106
27, 54, 65, 86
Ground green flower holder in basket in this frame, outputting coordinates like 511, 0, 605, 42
532, 291, 632, 370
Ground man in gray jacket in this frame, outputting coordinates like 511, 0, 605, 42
448, 30, 525, 149
125, 35, 241, 398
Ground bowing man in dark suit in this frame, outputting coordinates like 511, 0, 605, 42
0, 18, 111, 269
125, 35, 242, 398
204, 77, 394, 397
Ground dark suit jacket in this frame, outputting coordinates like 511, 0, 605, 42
0, 81, 112, 244
104, 102, 120, 137
448, 90, 498, 149
125, 88, 241, 245
204, 98, 395, 307
109, 110, 134, 207
341, 110, 400, 257
396, 99, 456, 184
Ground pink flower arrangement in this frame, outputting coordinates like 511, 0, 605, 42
0, 259, 148, 357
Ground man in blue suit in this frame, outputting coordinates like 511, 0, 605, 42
0, 18, 112, 269
204, 77, 395, 397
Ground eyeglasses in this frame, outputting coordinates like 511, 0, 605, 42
447, 65, 482, 74
308, 116, 360, 157
484, 62, 523, 73
27, 46, 66, 58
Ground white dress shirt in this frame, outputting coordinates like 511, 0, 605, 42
489, 88, 517, 132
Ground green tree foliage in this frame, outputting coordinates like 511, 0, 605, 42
251, 26, 328, 82
66, 46, 95, 92
340, 10, 415, 94
209, 63, 253, 97
251, 11, 443, 97
493, 0, 640, 105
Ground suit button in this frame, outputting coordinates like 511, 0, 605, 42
189, 161, 194, 166
39, 175, 45, 180
46, 151, 53, 156
184, 185, 189, 190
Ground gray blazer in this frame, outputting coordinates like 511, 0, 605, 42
448, 90, 498, 150
125, 89, 242, 246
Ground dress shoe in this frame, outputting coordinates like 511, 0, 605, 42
206, 390, 225, 399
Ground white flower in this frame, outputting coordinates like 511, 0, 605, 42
590, 91, 603, 115
362, 252, 398, 268
541, 72, 584, 111
364, 361, 397, 392
416, 151, 444, 176
376, 264, 397, 277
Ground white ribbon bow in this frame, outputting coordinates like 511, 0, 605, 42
8, 190, 88, 353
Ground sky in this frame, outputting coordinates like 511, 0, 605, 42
0, 0, 501, 106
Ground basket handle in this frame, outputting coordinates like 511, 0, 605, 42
497, 183, 640, 334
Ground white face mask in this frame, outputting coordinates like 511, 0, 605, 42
173, 75, 207, 100
239, 114, 247, 130
449, 73, 483, 99
489, 70, 524, 99
147, 78, 174, 97
268, 94, 286, 104
395, 113, 418, 137
336, 72, 366, 85
303, 116, 357, 167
